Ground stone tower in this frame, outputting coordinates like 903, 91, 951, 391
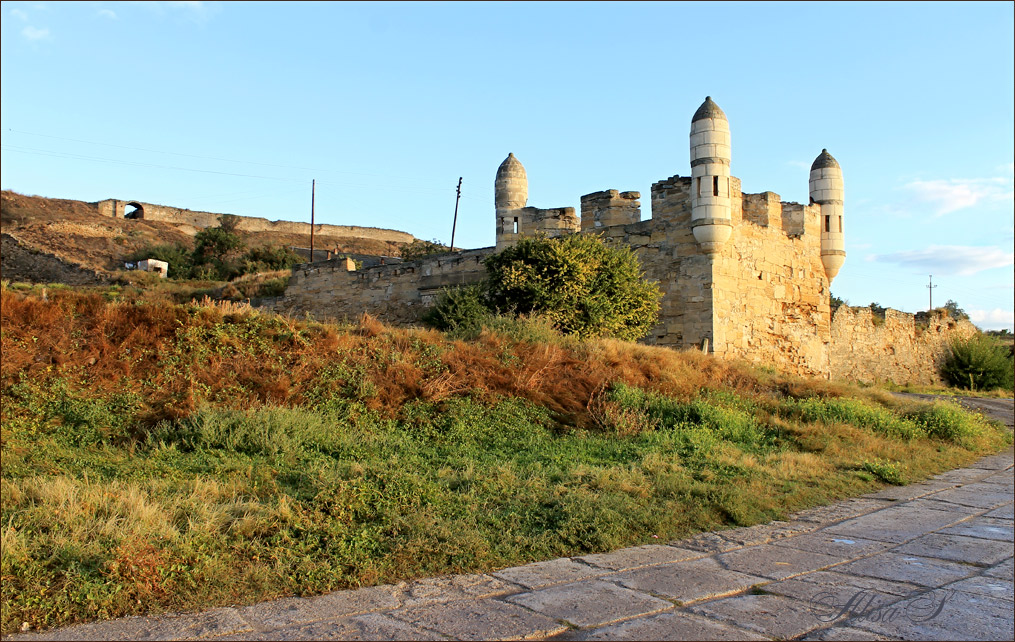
689, 96, 733, 253
809, 149, 846, 282
495, 153, 528, 250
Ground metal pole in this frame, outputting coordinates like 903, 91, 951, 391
927, 275, 937, 311
310, 179, 315, 263
450, 177, 462, 251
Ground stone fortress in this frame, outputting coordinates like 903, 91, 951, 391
267, 96, 973, 384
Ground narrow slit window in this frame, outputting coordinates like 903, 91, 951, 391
838, 216, 843, 233
824, 216, 830, 233
713, 176, 719, 196
696, 177, 701, 197
513, 217, 519, 234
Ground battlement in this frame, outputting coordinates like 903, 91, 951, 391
580, 190, 641, 230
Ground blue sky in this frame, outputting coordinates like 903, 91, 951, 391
2, 1, 1013, 330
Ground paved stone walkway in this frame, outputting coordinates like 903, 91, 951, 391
7, 399, 1013, 641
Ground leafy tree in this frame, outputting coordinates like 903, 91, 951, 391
829, 292, 846, 310
193, 227, 244, 264
484, 235, 662, 341
241, 245, 303, 273
217, 214, 242, 234
942, 299, 970, 320
401, 238, 451, 261
941, 334, 1014, 391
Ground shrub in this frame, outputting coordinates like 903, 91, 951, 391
128, 243, 193, 279
484, 235, 662, 341
241, 245, 303, 272
941, 334, 1014, 391
400, 238, 451, 261
421, 285, 491, 334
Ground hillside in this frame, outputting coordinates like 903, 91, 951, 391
1, 285, 1011, 634
0, 190, 417, 283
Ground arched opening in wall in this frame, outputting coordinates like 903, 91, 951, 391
124, 202, 144, 219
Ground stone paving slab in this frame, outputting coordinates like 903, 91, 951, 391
386, 598, 566, 641
685, 593, 827, 640
790, 497, 896, 524
846, 589, 1015, 641
490, 558, 607, 589
800, 625, 897, 640
943, 576, 1015, 601
921, 485, 1015, 509
505, 580, 673, 629
215, 613, 444, 641
770, 531, 896, 558
760, 570, 924, 603
717, 544, 845, 580
835, 552, 979, 587
984, 503, 1014, 520
612, 557, 768, 604
823, 504, 969, 543
937, 516, 1014, 541
983, 557, 1014, 579
237, 585, 401, 629
548, 611, 770, 641
894, 533, 1014, 566
575, 545, 705, 572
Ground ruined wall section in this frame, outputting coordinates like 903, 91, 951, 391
830, 307, 977, 386
96, 199, 415, 244
271, 248, 494, 324
711, 188, 831, 376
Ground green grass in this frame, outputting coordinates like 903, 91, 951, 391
1, 290, 1011, 634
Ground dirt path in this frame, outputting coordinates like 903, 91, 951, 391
895, 393, 1015, 430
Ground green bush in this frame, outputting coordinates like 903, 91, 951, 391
421, 285, 491, 334
942, 334, 1014, 391
484, 235, 662, 341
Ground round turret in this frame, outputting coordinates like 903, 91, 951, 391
689, 96, 733, 253
809, 149, 845, 282
495, 153, 528, 211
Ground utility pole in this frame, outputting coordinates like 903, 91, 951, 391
927, 275, 937, 311
310, 179, 315, 263
450, 177, 462, 252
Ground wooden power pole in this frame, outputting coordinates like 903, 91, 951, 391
450, 177, 462, 252
310, 179, 315, 263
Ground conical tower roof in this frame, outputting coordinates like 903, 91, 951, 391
692, 96, 727, 122
496, 153, 526, 178
811, 149, 840, 171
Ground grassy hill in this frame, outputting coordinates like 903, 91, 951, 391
1, 284, 1010, 634
0, 190, 415, 282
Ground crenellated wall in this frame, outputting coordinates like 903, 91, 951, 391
829, 306, 977, 386
96, 199, 415, 244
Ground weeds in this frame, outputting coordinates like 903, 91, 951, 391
1, 288, 1011, 634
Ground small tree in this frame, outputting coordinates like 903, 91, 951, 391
401, 238, 451, 261
942, 299, 970, 320
421, 285, 490, 333
941, 334, 1014, 391
484, 235, 661, 341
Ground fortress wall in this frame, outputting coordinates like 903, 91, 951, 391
830, 306, 977, 386
711, 192, 830, 376
96, 199, 415, 244
270, 248, 493, 324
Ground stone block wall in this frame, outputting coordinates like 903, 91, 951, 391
271, 248, 493, 324
829, 306, 977, 386
580, 190, 641, 230
711, 188, 831, 376
96, 199, 415, 244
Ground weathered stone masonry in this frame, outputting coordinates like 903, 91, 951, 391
269, 97, 970, 385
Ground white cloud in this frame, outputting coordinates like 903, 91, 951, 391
21, 26, 51, 41
872, 245, 1014, 276
11, 9, 29, 20
903, 177, 1014, 217
98, 9, 117, 19
968, 308, 1015, 331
